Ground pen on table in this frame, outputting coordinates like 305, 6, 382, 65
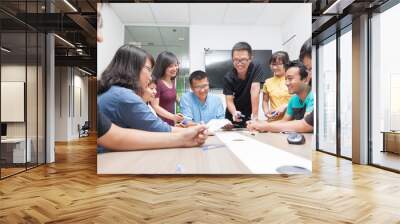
177, 114, 192, 126
178, 114, 192, 121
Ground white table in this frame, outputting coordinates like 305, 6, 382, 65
1, 138, 31, 163
97, 131, 313, 174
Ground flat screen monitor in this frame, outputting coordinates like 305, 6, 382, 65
204, 50, 272, 89
1, 123, 6, 137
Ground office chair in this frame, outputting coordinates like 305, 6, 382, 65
78, 121, 90, 138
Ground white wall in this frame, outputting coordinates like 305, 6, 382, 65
72, 74, 89, 138
189, 25, 282, 73
2, 64, 46, 163
1, 65, 26, 138
281, 4, 312, 60
190, 25, 283, 120
55, 67, 69, 141
55, 67, 89, 141
97, 3, 124, 78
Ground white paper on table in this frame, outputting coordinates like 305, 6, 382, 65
216, 132, 311, 174
206, 119, 232, 133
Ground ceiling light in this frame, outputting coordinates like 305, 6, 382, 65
130, 42, 142, 47
78, 67, 92, 76
54, 34, 75, 48
323, 0, 354, 15
63, 0, 78, 12
178, 37, 184, 41
1, 47, 11, 53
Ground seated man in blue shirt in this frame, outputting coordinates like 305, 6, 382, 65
179, 70, 225, 125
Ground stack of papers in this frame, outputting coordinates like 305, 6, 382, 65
206, 119, 232, 134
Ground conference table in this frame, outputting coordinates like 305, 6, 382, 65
97, 131, 313, 174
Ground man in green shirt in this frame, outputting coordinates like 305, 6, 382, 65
284, 60, 313, 121
247, 60, 313, 132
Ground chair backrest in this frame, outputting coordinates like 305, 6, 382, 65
82, 121, 90, 129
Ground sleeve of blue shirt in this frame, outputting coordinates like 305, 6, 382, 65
306, 93, 314, 113
119, 93, 171, 132
216, 96, 225, 119
179, 93, 194, 121
286, 96, 295, 117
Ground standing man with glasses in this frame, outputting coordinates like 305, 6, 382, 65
179, 70, 225, 125
223, 42, 266, 127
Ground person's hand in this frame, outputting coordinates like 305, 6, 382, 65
180, 125, 208, 147
222, 122, 234, 130
246, 120, 266, 132
251, 113, 258, 121
174, 113, 185, 123
266, 106, 286, 120
273, 105, 287, 118
233, 111, 243, 122
175, 120, 188, 128
266, 110, 279, 120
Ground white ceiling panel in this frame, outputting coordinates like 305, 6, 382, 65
159, 27, 189, 46
125, 26, 163, 46
112, 3, 307, 69
111, 3, 154, 24
223, 3, 266, 25
256, 4, 298, 26
111, 3, 301, 26
124, 26, 189, 62
189, 3, 227, 25
150, 4, 189, 25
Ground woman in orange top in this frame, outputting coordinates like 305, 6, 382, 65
262, 51, 291, 120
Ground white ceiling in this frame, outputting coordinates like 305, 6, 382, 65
111, 3, 299, 26
113, 3, 300, 68
124, 26, 189, 61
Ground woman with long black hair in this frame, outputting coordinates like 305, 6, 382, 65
98, 44, 172, 135
151, 51, 184, 126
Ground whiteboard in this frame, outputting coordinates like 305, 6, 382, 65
1, 82, 25, 122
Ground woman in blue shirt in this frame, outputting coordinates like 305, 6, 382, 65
98, 44, 172, 134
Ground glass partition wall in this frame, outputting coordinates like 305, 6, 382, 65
339, 26, 353, 159
316, 0, 400, 172
370, 3, 400, 172
0, 1, 46, 179
317, 35, 337, 155
316, 25, 353, 159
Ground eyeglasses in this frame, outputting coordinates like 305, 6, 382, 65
143, 65, 153, 73
233, 58, 250, 65
193, 84, 209, 90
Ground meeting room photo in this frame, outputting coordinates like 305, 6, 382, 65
1, 0, 399, 223
97, 3, 314, 174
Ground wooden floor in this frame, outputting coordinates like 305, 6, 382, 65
373, 151, 400, 171
1, 167, 26, 178
1, 135, 400, 223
